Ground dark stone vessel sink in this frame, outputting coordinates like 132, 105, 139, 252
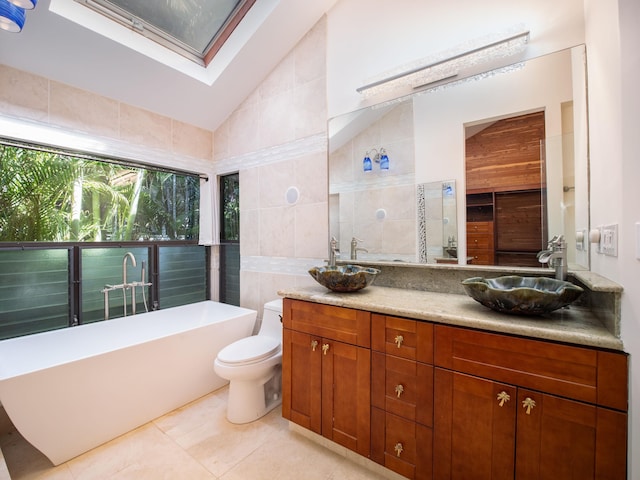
308, 265, 380, 292
462, 275, 584, 315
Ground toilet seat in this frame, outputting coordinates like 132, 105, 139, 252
217, 336, 281, 366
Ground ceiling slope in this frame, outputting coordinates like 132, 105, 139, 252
0, 0, 337, 131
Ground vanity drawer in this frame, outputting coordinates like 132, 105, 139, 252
283, 299, 370, 347
371, 408, 433, 480
372, 314, 433, 363
372, 352, 433, 426
467, 251, 494, 264
467, 233, 494, 250
434, 325, 628, 410
467, 221, 493, 234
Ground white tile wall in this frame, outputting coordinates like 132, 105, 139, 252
214, 17, 329, 311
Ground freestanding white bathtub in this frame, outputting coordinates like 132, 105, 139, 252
0, 301, 256, 465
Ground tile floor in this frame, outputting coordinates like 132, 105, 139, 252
0, 386, 396, 480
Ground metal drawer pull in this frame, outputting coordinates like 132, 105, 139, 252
311, 340, 318, 351
522, 397, 536, 414
395, 384, 404, 398
394, 335, 404, 348
394, 442, 403, 457
497, 391, 510, 407
322, 343, 330, 355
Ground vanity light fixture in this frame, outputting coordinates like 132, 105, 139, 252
8, 0, 36, 8
363, 148, 389, 172
357, 28, 530, 97
0, 0, 36, 33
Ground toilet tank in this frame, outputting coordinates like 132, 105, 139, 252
259, 299, 283, 339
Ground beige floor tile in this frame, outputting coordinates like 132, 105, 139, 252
176, 404, 287, 477
1, 387, 393, 480
220, 429, 388, 480
153, 390, 228, 440
65, 423, 214, 480
0, 431, 74, 480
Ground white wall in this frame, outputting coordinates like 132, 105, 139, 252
213, 19, 329, 314
585, 0, 640, 477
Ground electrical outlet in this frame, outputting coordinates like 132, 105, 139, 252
600, 224, 618, 257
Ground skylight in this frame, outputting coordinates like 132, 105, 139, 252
75, 0, 256, 66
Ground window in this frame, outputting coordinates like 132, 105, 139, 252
219, 173, 239, 306
0, 140, 208, 339
0, 143, 199, 242
76, 0, 257, 66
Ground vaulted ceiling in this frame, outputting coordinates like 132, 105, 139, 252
0, 0, 338, 131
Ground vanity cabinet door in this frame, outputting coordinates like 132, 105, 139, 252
321, 339, 370, 457
434, 369, 628, 480
282, 299, 371, 458
515, 389, 627, 480
282, 328, 322, 434
434, 368, 516, 480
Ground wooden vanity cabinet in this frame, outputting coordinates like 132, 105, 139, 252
370, 314, 434, 479
433, 325, 628, 479
282, 299, 628, 479
282, 299, 371, 457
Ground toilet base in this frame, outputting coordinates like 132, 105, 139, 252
226, 366, 282, 424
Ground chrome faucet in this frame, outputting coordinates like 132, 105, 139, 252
122, 251, 136, 286
329, 236, 339, 267
101, 251, 152, 320
537, 235, 568, 281
350, 237, 368, 260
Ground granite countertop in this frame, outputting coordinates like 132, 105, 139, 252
277, 285, 624, 352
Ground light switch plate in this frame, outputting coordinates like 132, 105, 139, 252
601, 224, 618, 257
636, 222, 640, 260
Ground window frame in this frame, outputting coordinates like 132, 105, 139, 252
76, 0, 257, 67
0, 137, 210, 338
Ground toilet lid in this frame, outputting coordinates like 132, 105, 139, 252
217, 336, 281, 365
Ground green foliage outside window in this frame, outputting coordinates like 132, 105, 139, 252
220, 173, 239, 242
0, 144, 199, 242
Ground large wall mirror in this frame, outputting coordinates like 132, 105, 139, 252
328, 45, 589, 270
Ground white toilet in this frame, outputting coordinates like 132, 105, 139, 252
214, 299, 283, 424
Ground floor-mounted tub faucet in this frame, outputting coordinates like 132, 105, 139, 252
101, 252, 152, 321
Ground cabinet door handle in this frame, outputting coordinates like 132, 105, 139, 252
394, 335, 404, 348
395, 384, 404, 398
322, 343, 330, 355
497, 391, 511, 407
522, 397, 536, 414
311, 340, 318, 351
394, 442, 403, 457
